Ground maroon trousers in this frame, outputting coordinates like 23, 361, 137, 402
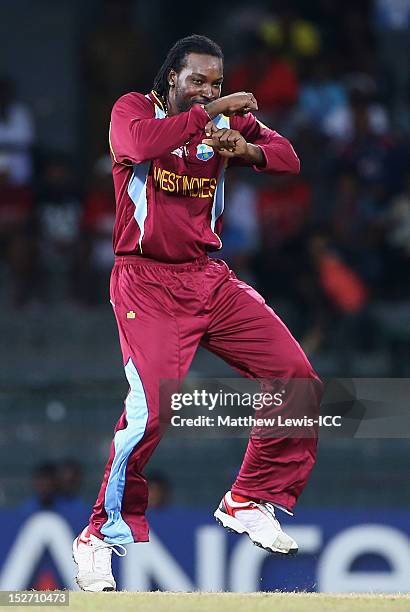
89, 255, 323, 544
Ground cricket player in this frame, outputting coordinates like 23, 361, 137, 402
73, 35, 323, 591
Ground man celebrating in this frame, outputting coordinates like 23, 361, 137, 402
73, 35, 322, 591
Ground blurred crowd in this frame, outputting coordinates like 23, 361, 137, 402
19, 459, 87, 517
0, 0, 409, 366
18, 460, 171, 514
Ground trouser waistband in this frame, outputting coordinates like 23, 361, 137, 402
114, 254, 211, 271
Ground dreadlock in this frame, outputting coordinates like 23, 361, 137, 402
153, 35, 223, 112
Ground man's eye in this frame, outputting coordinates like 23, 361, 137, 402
193, 79, 203, 85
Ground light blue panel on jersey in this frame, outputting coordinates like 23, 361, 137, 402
127, 102, 166, 250
210, 115, 229, 235
211, 169, 225, 233
101, 358, 149, 544
127, 161, 150, 251
213, 114, 230, 130
154, 105, 166, 119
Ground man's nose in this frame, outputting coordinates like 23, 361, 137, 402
201, 84, 213, 99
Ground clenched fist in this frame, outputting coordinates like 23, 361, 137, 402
204, 92, 258, 119
202, 122, 248, 158
202, 121, 266, 166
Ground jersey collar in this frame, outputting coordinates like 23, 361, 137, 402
150, 90, 167, 114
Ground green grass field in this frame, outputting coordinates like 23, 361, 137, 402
29, 592, 410, 612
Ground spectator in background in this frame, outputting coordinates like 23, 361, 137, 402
210, 5, 268, 59
82, 0, 154, 166
19, 462, 59, 515
298, 56, 348, 130
374, 0, 410, 120
338, 5, 376, 71
291, 122, 330, 224
54, 459, 89, 521
251, 175, 317, 340
308, 232, 370, 372
330, 170, 368, 243
302, 4, 375, 74
226, 33, 298, 124
18, 460, 89, 529
256, 174, 312, 249
0, 153, 38, 306
330, 169, 385, 293
36, 153, 82, 302
382, 171, 410, 300
219, 171, 259, 284
57, 459, 83, 499
323, 86, 389, 143
82, 155, 115, 270
147, 471, 171, 509
323, 83, 407, 298
309, 233, 369, 316
387, 172, 410, 257
336, 94, 406, 207
0, 77, 34, 186
397, 85, 410, 137
73, 155, 115, 304
260, 6, 321, 61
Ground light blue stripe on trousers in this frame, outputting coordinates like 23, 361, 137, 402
101, 358, 149, 544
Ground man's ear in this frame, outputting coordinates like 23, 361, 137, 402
168, 69, 176, 88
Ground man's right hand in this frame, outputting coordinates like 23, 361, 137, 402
205, 92, 258, 119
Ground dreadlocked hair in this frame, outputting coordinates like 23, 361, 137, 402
152, 35, 223, 112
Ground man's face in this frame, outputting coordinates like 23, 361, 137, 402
168, 53, 223, 114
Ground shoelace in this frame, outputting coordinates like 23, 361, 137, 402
93, 541, 127, 557
92, 541, 127, 576
255, 501, 282, 531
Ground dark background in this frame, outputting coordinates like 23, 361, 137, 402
0, 0, 409, 512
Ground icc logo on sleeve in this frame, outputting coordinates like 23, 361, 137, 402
196, 144, 214, 161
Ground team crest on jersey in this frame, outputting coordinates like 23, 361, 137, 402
196, 144, 214, 161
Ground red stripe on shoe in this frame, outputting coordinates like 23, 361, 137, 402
231, 493, 254, 503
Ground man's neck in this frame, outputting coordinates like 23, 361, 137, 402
166, 96, 178, 117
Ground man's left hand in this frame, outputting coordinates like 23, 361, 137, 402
202, 122, 247, 158
202, 121, 265, 166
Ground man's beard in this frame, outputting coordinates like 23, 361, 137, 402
176, 98, 192, 113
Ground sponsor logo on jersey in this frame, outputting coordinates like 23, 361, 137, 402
196, 144, 214, 161
153, 166, 217, 198
171, 147, 183, 158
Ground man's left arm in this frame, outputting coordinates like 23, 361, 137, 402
203, 113, 300, 174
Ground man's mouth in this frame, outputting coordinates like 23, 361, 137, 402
191, 98, 212, 106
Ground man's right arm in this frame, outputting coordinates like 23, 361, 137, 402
109, 93, 211, 165
109, 92, 259, 165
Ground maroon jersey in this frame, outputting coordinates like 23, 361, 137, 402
109, 90, 300, 262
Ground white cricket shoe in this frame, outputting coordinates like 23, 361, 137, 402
72, 527, 127, 592
214, 491, 298, 555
